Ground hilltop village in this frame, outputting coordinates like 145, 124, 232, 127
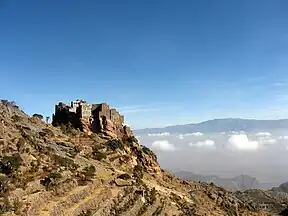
52, 99, 131, 138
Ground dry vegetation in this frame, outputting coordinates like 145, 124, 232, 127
0, 100, 271, 216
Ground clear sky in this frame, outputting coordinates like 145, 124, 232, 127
1, 0, 288, 129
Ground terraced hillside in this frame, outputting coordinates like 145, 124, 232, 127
0, 101, 269, 216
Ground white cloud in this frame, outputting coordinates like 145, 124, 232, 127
220, 132, 226, 135
228, 134, 259, 151
177, 132, 203, 139
255, 132, 271, 137
148, 132, 170, 137
278, 136, 288, 140
258, 137, 277, 145
189, 139, 215, 148
151, 140, 176, 152
191, 132, 204, 136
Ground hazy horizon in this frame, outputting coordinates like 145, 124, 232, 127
136, 129, 288, 185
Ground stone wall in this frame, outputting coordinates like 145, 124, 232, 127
79, 103, 91, 118
53, 100, 127, 135
110, 109, 124, 127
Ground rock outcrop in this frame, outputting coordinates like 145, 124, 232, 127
0, 100, 270, 216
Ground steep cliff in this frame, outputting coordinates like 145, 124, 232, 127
0, 101, 269, 216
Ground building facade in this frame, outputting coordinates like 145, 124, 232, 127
53, 100, 124, 133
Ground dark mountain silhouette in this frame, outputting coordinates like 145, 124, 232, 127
135, 118, 288, 134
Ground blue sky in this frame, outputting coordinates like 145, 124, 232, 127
1, 0, 288, 129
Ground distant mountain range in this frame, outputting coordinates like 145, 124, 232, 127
135, 118, 288, 134
174, 171, 277, 191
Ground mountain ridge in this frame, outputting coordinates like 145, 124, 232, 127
135, 118, 288, 134
174, 171, 277, 192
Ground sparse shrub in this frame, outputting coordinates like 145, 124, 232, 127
60, 123, 74, 134
133, 164, 143, 180
0, 161, 13, 175
126, 136, 138, 143
92, 143, 105, 152
92, 151, 107, 161
150, 187, 157, 204
0, 176, 9, 196
141, 145, 157, 161
1, 100, 17, 108
48, 172, 62, 179
43, 128, 54, 137
78, 210, 92, 216
224, 204, 237, 216
117, 173, 131, 180
53, 155, 79, 170
73, 145, 81, 153
40, 176, 53, 189
70, 145, 82, 158
38, 131, 46, 137
12, 198, 23, 215
32, 113, 43, 120
40, 171, 62, 190
77, 165, 96, 185
1, 100, 9, 106
11, 115, 22, 122
106, 139, 124, 151
0, 201, 13, 214
82, 165, 96, 181
141, 145, 153, 155
16, 137, 25, 152
91, 144, 107, 160
0, 155, 21, 175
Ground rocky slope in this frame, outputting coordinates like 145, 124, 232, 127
0, 100, 270, 216
233, 182, 288, 215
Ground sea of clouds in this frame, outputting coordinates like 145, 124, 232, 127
136, 130, 288, 184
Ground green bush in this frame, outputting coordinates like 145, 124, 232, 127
59, 123, 74, 134
0, 155, 22, 175
42, 128, 54, 137
133, 164, 143, 180
126, 136, 138, 143
82, 165, 96, 181
48, 172, 62, 179
32, 113, 43, 120
11, 115, 22, 122
141, 145, 153, 155
0, 176, 9, 196
92, 144, 107, 161
69, 145, 82, 158
117, 173, 131, 180
106, 139, 124, 151
78, 210, 92, 216
92, 151, 107, 161
53, 155, 79, 170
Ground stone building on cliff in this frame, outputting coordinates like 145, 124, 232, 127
52, 99, 127, 136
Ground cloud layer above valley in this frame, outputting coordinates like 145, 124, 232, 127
151, 140, 176, 152
135, 130, 288, 183
228, 134, 259, 150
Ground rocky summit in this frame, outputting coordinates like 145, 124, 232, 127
0, 100, 270, 216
